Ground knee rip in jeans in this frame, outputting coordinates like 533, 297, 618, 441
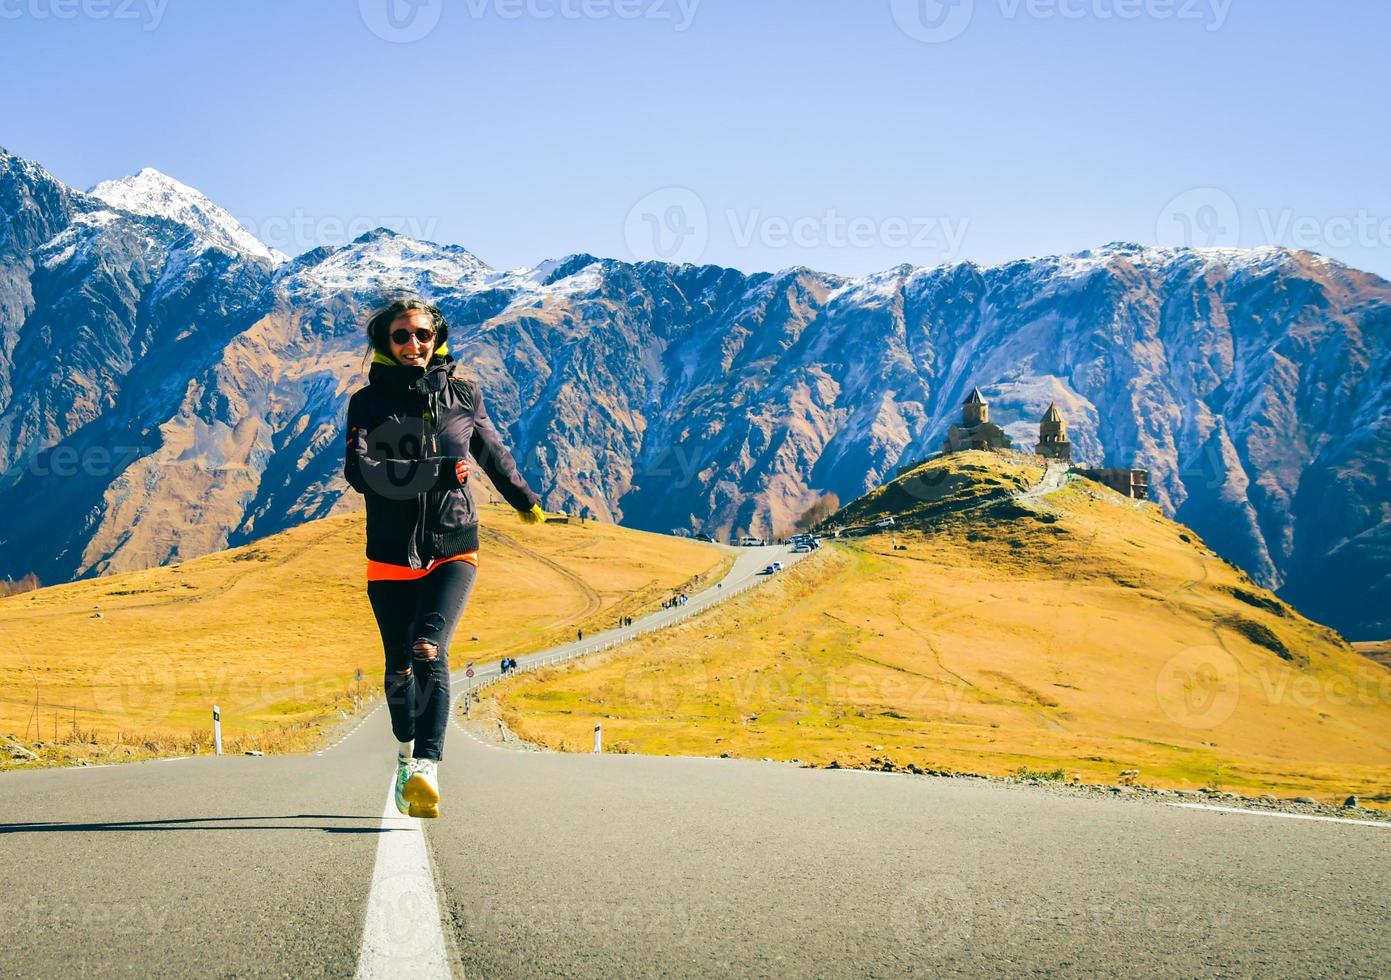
412, 640, 439, 662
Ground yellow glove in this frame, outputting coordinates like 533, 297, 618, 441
518, 503, 546, 525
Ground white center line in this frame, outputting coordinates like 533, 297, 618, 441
355, 778, 453, 979
1167, 802, 1391, 828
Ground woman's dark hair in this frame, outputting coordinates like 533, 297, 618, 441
365, 297, 450, 359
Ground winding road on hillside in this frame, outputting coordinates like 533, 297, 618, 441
1015, 460, 1072, 504
1, 542, 1388, 978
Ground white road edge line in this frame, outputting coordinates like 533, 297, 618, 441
355, 778, 453, 979
1167, 802, 1391, 828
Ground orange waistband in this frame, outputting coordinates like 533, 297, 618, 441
366, 551, 478, 582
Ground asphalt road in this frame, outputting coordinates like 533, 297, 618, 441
2, 544, 1388, 978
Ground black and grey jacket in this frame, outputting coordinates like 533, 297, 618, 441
344, 355, 540, 568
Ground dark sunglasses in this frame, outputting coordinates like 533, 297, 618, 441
390, 327, 436, 346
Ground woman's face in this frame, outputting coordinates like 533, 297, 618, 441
388, 310, 437, 368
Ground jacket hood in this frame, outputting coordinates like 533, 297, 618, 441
367, 345, 455, 392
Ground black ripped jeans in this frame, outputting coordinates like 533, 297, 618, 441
366, 560, 477, 762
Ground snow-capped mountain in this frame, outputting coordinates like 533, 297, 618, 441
89, 167, 287, 264
278, 229, 490, 300
1, 145, 1387, 641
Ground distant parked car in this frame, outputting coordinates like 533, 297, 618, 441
772, 561, 783, 571
760, 564, 777, 575
874, 517, 896, 528
739, 535, 766, 547
694, 532, 713, 542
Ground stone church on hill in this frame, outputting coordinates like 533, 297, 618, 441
927, 387, 1148, 500
1034, 402, 1072, 461
942, 388, 1014, 453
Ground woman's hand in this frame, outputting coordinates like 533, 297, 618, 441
518, 503, 546, 525
454, 458, 469, 485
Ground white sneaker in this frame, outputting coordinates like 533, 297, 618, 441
393, 754, 411, 815
403, 758, 440, 818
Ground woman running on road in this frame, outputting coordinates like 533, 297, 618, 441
344, 297, 545, 818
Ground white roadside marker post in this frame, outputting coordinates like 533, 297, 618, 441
593, 723, 602, 754
213, 705, 222, 756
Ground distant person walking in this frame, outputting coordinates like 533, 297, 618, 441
345, 298, 545, 818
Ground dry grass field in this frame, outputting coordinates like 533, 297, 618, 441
1355, 640, 1391, 670
494, 452, 1391, 804
0, 504, 731, 767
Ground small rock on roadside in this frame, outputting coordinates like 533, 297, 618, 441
1343, 795, 1358, 808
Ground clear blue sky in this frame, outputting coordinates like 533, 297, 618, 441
2, 0, 1387, 279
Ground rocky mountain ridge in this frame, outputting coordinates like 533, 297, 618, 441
1, 144, 1386, 639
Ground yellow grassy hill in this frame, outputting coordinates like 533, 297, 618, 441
494, 451, 1391, 803
1355, 640, 1391, 670
0, 504, 731, 766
